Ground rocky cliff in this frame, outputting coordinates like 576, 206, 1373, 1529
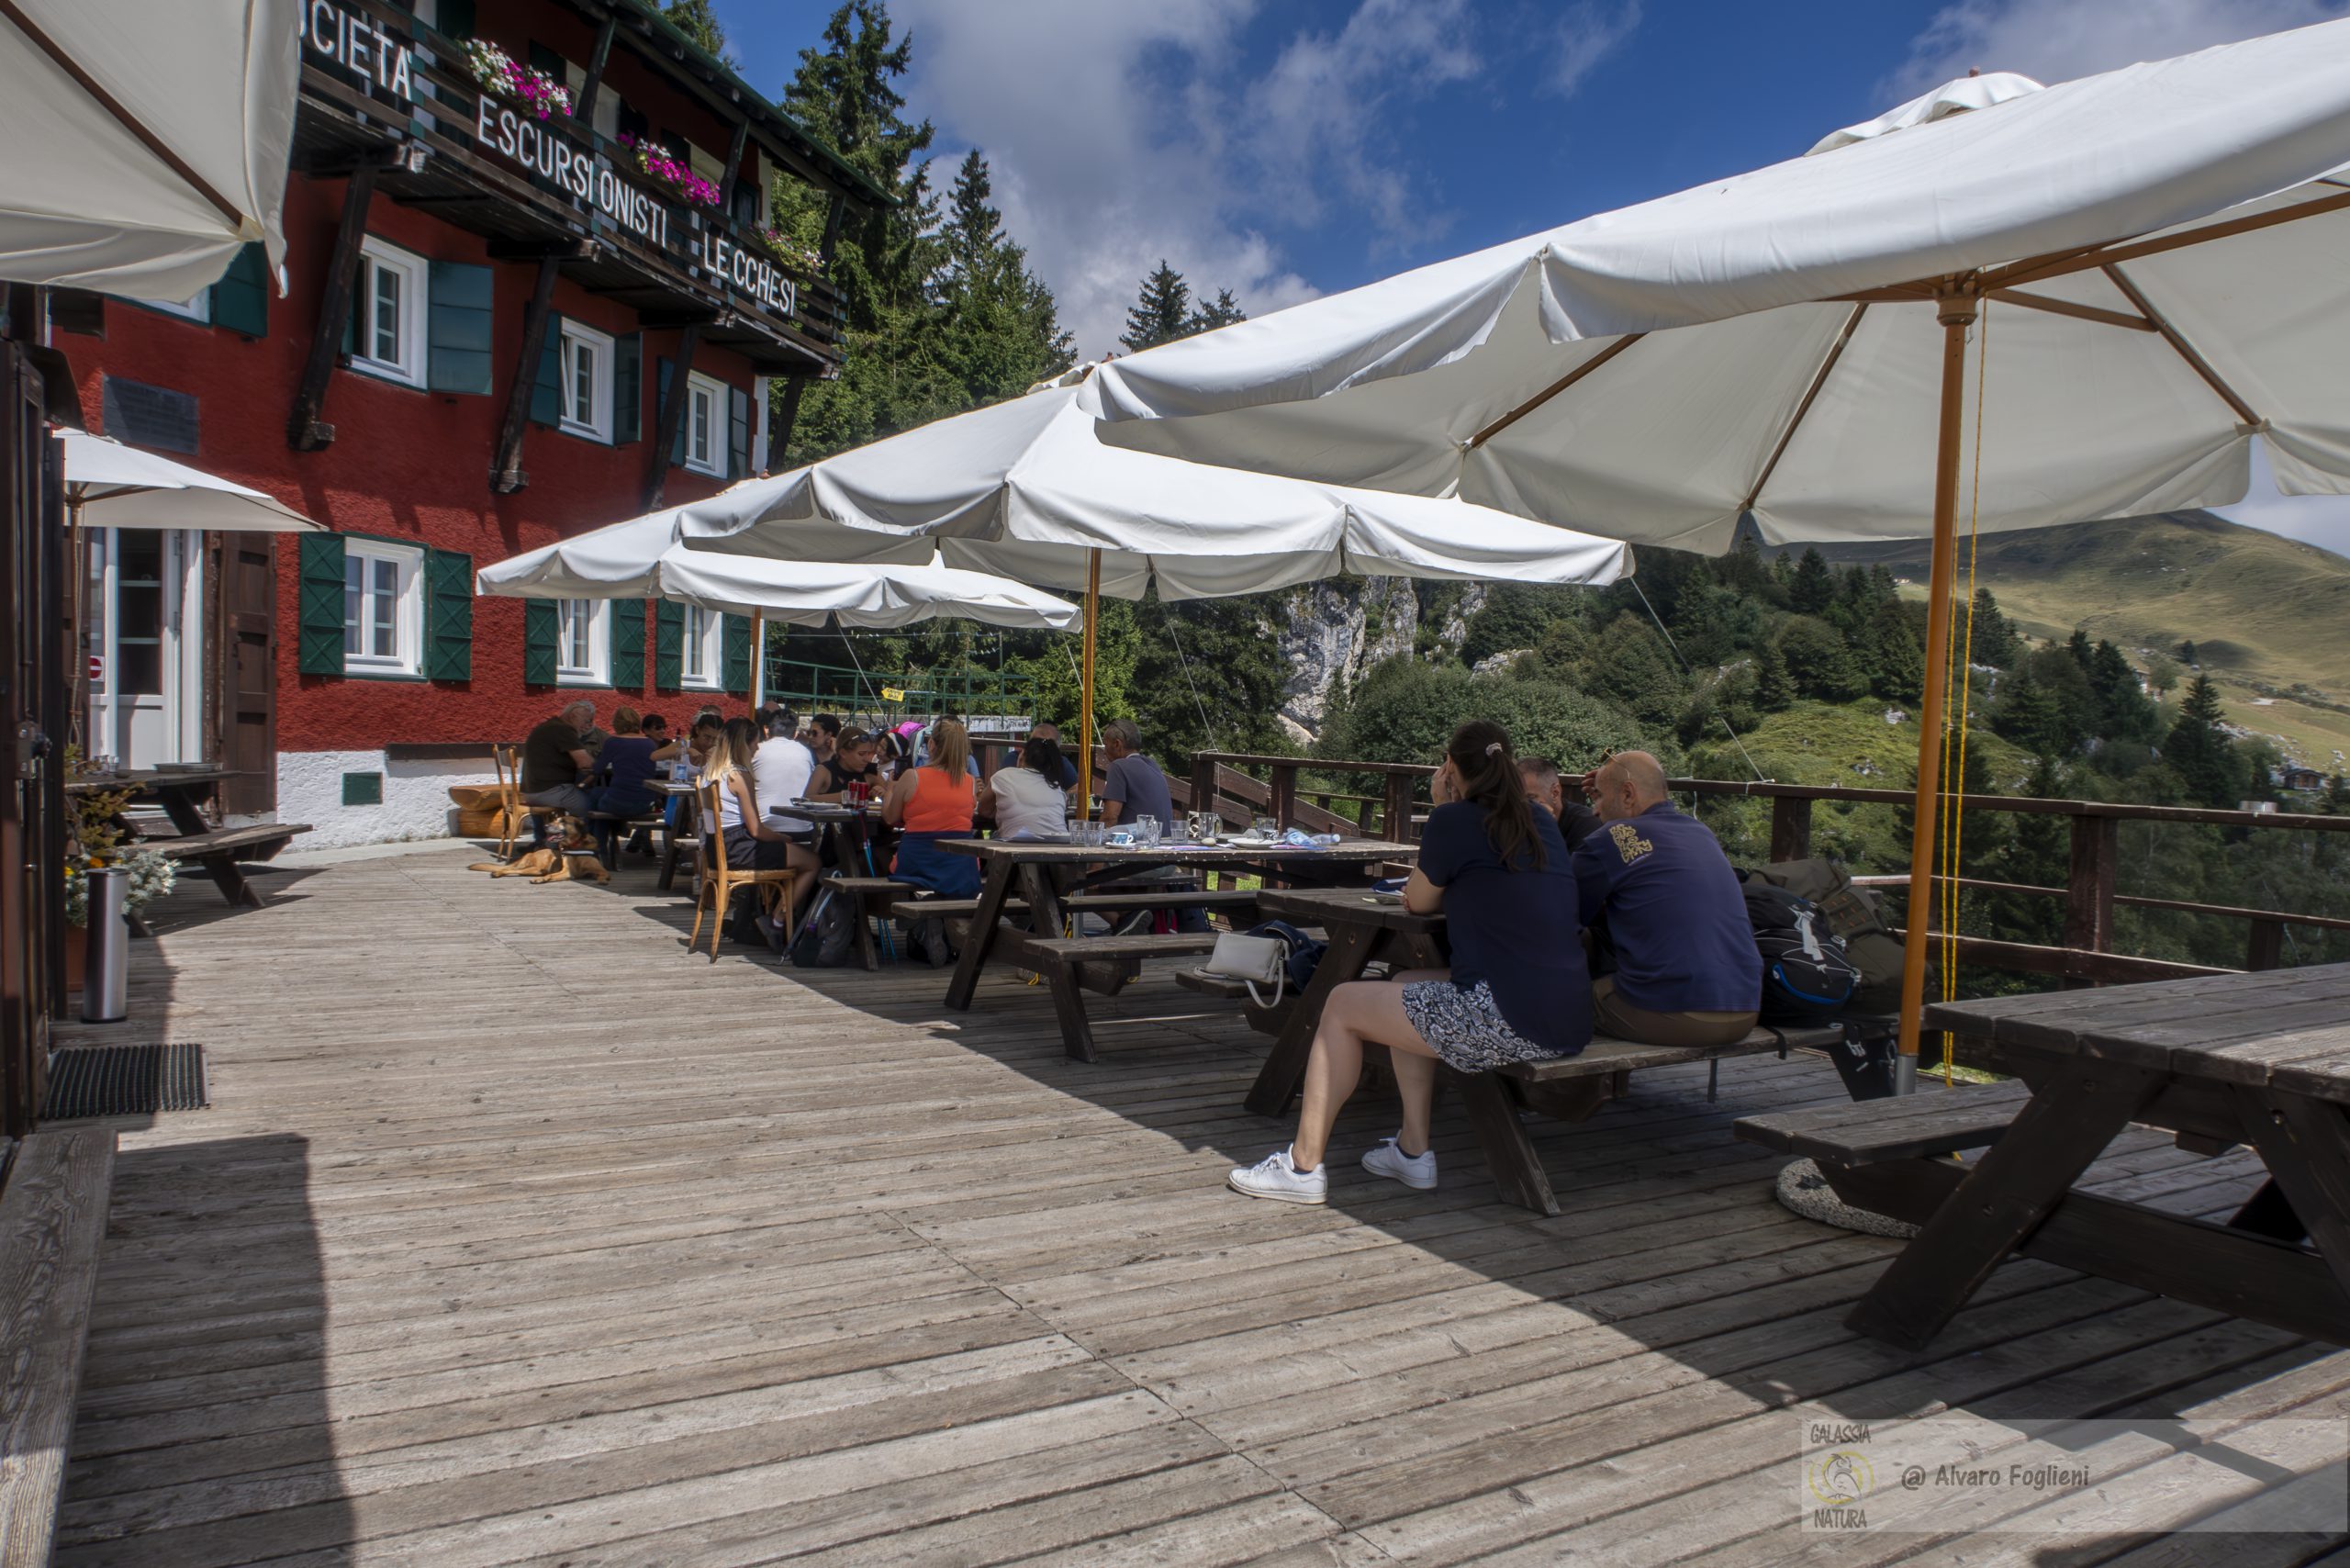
1271, 578, 1488, 745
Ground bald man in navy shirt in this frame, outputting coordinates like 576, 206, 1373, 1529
1572, 751, 1760, 1047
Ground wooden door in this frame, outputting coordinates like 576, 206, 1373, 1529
214, 532, 277, 818
0, 321, 64, 1134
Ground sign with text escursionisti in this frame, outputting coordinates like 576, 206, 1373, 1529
298, 4, 797, 326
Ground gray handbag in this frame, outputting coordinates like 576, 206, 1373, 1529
1203, 931, 1288, 1007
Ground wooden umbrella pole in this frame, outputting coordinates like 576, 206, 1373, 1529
750, 609, 765, 711
1077, 549, 1100, 819
1896, 287, 1981, 1092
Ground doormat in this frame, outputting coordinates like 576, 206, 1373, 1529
43, 1044, 208, 1120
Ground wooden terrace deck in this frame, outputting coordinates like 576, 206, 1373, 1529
42, 844, 2350, 1565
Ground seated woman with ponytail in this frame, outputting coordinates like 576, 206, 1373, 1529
1228, 719, 1593, 1204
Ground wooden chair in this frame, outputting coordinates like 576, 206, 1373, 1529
490, 744, 564, 858
688, 778, 799, 961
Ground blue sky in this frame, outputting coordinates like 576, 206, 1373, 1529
708, 0, 2350, 554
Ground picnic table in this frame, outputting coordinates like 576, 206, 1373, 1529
938, 836, 1412, 1061
65, 767, 306, 912
1236, 887, 1842, 1214
1737, 964, 2350, 1350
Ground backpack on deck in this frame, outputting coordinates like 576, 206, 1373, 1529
1752, 857, 1904, 1014
1738, 872, 1861, 1025
790, 883, 862, 969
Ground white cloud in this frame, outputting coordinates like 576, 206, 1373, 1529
891, 0, 1487, 357
1886, 0, 2348, 97
1547, 0, 1643, 98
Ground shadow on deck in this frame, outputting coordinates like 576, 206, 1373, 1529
42, 844, 2349, 1566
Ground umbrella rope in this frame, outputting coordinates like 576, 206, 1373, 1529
1628, 578, 1766, 784
1938, 301, 1992, 1086
1158, 602, 1220, 750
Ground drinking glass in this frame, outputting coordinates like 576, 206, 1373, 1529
1251, 815, 1278, 841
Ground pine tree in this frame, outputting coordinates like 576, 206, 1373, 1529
1968, 587, 2020, 667
662, 0, 735, 65
2067, 627, 2094, 670
1121, 263, 1194, 353
937, 151, 1074, 404
1992, 668, 2070, 759
2326, 774, 2350, 815
1191, 288, 1247, 334
1788, 547, 1836, 615
1751, 638, 1793, 711
2165, 675, 2241, 808
1866, 599, 1924, 703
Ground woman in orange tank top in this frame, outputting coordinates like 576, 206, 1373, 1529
882, 718, 980, 897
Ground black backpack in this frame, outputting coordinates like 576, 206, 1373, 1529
1738, 873, 1861, 1025
790, 883, 862, 969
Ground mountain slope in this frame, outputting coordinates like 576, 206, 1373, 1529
1811, 511, 2350, 695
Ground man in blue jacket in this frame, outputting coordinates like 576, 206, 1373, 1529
1572, 750, 1761, 1047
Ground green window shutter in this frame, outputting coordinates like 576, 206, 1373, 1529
340, 262, 359, 356
424, 548, 473, 681
654, 599, 683, 690
426, 261, 495, 394
529, 313, 564, 425
614, 333, 642, 444
722, 612, 751, 695
212, 243, 269, 337
656, 358, 687, 466
297, 532, 346, 677
728, 384, 750, 478
610, 598, 646, 689
522, 599, 558, 686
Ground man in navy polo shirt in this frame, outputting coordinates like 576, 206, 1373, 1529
1571, 750, 1761, 1046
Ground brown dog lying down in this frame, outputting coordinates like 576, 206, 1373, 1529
468, 816, 610, 884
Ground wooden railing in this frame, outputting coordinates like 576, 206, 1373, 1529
1187, 751, 2350, 989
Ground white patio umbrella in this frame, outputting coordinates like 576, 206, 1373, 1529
61, 430, 320, 742
476, 507, 1081, 710
1081, 22, 2350, 1077
60, 431, 320, 533
675, 368, 1633, 803
0, 0, 301, 300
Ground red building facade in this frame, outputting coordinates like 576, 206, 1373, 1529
54, 0, 873, 846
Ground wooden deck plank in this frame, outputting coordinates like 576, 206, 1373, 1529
45, 846, 2349, 1566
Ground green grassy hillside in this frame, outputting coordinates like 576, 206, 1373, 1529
1812, 511, 2350, 768
1814, 510, 2350, 692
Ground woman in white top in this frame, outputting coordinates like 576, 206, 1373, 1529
979, 734, 1071, 839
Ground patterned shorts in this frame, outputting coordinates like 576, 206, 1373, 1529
1400, 980, 1574, 1072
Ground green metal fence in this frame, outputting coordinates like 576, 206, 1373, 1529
760, 654, 1035, 734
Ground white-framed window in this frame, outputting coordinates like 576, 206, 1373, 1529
343, 540, 424, 677
684, 370, 726, 476
681, 604, 722, 689
557, 598, 609, 684
352, 235, 428, 387
140, 287, 211, 323
559, 319, 614, 443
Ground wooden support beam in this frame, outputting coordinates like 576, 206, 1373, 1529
2062, 814, 2119, 972
643, 324, 699, 511
285, 162, 379, 452
722, 118, 751, 215
1769, 795, 1814, 862
574, 15, 617, 125
489, 258, 563, 495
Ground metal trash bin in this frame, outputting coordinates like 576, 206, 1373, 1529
81, 866, 130, 1024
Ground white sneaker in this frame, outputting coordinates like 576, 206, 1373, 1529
1227, 1147, 1328, 1205
1361, 1137, 1438, 1191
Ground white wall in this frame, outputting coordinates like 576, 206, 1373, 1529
275, 749, 496, 848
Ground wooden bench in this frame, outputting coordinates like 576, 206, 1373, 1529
0, 1129, 116, 1563
582, 806, 662, 866
144, 821, 309, 911
1062, 888, 1260, 927
1010, 932, 1225, 1062
1450, 1024, 1848, 1215
1724, 1080, 2042, 1261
